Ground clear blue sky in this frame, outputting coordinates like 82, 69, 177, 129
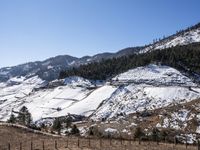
0, 0, 200, 67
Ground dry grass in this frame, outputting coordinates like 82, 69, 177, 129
0, 124, 198, 150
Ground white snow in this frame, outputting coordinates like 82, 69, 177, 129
0, 75, 117, 121
105, 128, 118, 133
64, 76, 93, 87
7, 76, 26, 84
92, 65, 200, 120
92, 85, 200, 120
196, 126, 200, 134
0, 76, 44, 121
28, 85, 117, 120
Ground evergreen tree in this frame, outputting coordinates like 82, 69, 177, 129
17, 106, 33, 127
65, 116, 72, 129
7, 113, 16, 124
52, 118, 62, 134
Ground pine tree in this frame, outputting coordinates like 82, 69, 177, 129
7, 113, 16, 124
17, 106, 33, 127
65, 116, 72, 129
52, 118, 62, 134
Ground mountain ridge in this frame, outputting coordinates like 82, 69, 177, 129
0, 22, 199, 82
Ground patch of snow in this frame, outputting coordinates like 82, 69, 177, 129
196, 126, 200, 134
105, 128, 118, 133
47, 65, 53, 69
69, 61, 75, 66
64, 76, 93, 87
7, 76, 26, 84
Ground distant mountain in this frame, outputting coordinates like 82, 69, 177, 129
0, 22, 200, 82
0, 47, 142, 82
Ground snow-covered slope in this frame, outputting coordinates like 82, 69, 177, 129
92, 85, 200, 120
140, 25, 200, 53
0, 76, 45, 120
0, 76, 117, 121
92, 64, 200, 120
48, 85, 117, 118
113, 64, 196, 86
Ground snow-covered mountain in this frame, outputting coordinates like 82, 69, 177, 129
0, 64, 200, 123
0, 47, 142, 82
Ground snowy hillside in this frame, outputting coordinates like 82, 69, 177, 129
0, 76, 44, 120
0, 76, 117, 121
92, 85, 200, 120
141, 26, 200, 53
92, 64, 200, 120
113, 64, 196, 86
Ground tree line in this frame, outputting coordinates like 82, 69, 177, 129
59, 43, 200, 81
